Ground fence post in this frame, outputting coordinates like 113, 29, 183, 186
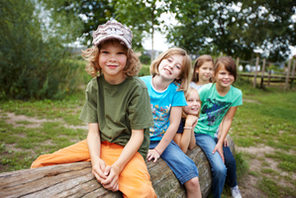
236, 57, 240, 67
260, 59, 266, 88
253, 56, 260, 88
290, 59, 296, 89
267, 63, 271, 86
285, 59, 292, 90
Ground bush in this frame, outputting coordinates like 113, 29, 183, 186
0, 0, 82, 100
139, 52, 151, 65
138, 64, 150, 76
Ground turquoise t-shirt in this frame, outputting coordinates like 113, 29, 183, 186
194, 83, 243, 138
140, 76, 187, 141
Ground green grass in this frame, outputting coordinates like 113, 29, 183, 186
0, 77, 296, 197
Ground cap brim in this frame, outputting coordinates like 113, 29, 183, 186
93, 35, 131, 49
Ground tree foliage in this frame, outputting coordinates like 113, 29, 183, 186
0, 0, 82, 99
40, 0, 115, 46
115, 0, 167, 53
166, 0, 296, 62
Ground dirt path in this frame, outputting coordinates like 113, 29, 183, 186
2, 110, 295, 197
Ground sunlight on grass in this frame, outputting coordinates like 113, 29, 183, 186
258, 177, 280, 197
1, 79, 296, 197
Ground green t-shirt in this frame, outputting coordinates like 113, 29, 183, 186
194, 83, 243, 138
80, 75, 154, 158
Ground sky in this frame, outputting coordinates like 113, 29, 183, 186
142, 31, 169, 52
143, 31, 296, 58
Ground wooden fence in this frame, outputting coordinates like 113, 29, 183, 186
236, 57, 296, 89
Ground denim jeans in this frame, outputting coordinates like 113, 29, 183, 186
150, 141, 199, 185
223, 144, 237, 188
195, 133, 227, 198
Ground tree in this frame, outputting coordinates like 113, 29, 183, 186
0, 0, 82, 99
39, 0, 115, 46
115, 0, 167, 59
166, 0, 296, 62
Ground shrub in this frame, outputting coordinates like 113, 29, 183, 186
0, 0, 82, 100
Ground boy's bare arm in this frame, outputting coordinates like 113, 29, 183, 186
101, 129, 144, 191
87, 123, 107, 183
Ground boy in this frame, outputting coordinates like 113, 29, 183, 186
32, 20, 156, 197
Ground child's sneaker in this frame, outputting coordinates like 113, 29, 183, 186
231, 185, 242, 198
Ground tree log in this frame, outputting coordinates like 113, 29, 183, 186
0, 138, 234, 198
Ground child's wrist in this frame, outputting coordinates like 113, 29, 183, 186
183, 126, 193, 130
154, 148, 161, 155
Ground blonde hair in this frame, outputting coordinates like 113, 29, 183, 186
82, 39, 141, 77
150, 47, 192, 91
182, 87, 200, 118
192, 54, 214, 82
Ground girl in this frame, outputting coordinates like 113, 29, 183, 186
174, 87, 201, 153
140, 48, 202, 198
191, 54, 241, 198
190, 54, 214, 91
31, 20, 156, 197
194, 56, 242, 198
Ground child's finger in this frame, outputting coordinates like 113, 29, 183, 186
104, 166, 111, 176
212, 147, 217, 154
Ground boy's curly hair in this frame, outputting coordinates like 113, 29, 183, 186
82, 39, 141, 77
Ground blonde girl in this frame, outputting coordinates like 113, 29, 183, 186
174, 87, 201, 153
141, 48, 202, 198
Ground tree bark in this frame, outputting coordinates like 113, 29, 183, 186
0, 138, 235, 198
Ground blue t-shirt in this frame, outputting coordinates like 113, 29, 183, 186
194, 83, 243, 138
140, 76, 187, 141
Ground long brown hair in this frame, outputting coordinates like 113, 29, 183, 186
192, 55, 214, 82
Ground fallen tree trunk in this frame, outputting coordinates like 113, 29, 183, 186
0, 138, 235, 198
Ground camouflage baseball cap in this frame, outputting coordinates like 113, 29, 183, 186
92, 20, 132, 49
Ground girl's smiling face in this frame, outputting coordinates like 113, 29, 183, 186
196, 61, 214, 83
158, 54, 184, 81
215, 65, 235, 88
184, 89, 201, 116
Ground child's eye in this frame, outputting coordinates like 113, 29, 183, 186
187, 99, 193, 102
101, 50, 109, 54
175, 65, 181, 70
117, 51, 125, 55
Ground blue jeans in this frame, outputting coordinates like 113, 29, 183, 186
195, 133, 228, 198
150, 141, 199, 185
223, 144, 237, 188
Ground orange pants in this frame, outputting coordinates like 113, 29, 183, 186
31, 140, 156, 198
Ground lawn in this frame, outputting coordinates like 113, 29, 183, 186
0, 78, 295, 197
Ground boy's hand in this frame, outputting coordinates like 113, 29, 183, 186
147, 149, 160, 162
101, 165, 120, 191
92, 158, 107, 183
